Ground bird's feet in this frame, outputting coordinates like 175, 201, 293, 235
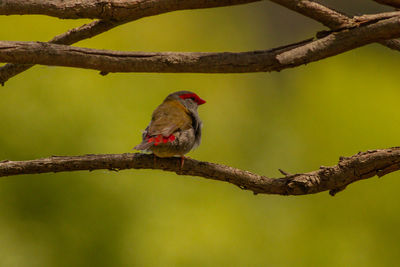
179, 156, 185, 169
178, 156, 192, 169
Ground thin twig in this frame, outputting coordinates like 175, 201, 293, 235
270, 0, 353, 29
354, 11, 400, 22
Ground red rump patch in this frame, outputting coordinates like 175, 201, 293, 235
179, 93, 206, 105
147, 134, 175, 146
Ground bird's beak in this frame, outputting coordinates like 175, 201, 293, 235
197, 98, 206, 105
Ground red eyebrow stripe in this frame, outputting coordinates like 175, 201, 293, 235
179, 93, 206, 105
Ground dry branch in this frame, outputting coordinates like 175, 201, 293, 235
1, 15, 400, 74
0, 20, 123, 85
1, 0, 400, 84
1, 148, 399, 196
1, 0, 400, 83
0, 0, 260, 84
0, 0, 261, 20
270, 0, 352, 29
271, 0, 400, 51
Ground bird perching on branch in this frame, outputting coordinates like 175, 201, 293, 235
134, 91, 206, 166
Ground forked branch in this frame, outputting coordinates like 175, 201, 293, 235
1, 0, 400, 84
1, 148, 399, 196
1, 15, 400, 74
0, 0, 260, 84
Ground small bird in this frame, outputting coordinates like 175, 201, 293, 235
134, 91, 206, 165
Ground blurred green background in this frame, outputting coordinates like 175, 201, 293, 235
1, 1, 400, 266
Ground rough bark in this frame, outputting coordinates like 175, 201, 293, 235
1, 16, 399, 74
1, 148, 399, 196
0, 0, 261, 20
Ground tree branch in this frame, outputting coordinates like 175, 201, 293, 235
354, 11, 400, 22
270, 0, 353, 29
1, 16, 399, 74
2, 0, 400, 84
271, 0, 400, 51
0, 0, 261, 20
1, 148, 399, 196
0, 20, 123, 85
0, 0, 260, 85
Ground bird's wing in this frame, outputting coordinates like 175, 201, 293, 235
148, 100, 192, 137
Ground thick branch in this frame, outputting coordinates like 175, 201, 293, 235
0, 0, 260, 20
1, 148, 400, 196
1, 16, 399, 73
0, 39, 309, 73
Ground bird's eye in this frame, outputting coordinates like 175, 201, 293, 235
190, 97, 196, 101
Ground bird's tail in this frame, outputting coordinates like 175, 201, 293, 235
134, 141, 153, 151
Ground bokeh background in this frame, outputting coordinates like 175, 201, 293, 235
1, 1, 400, 266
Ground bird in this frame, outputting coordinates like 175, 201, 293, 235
134, 91, 206, 166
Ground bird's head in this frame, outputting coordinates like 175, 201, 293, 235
166, 91, 206, 111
